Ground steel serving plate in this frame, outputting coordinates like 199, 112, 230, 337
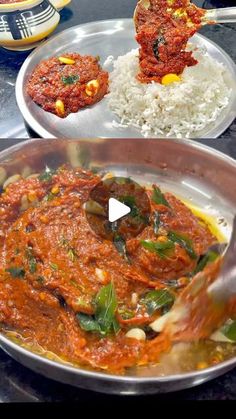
0, 137, 235, 394
15, 19, 236, 139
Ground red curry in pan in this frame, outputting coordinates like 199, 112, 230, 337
0, 165, 231, 374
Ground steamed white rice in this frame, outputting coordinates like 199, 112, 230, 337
107, 47, 231, 138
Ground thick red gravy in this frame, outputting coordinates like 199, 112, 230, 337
26, 53, 109, 118
135, 0, 205, 83
0, 166, 218, 373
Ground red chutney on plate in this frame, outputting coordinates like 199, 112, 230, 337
135, 0, 206, 83
26, 53, 109, 118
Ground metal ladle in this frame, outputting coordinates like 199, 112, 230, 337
134, 1, 236, 27
208, 216, 236, 302
163, 216, 236, 341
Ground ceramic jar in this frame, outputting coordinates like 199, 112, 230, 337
0, 0, 71, 50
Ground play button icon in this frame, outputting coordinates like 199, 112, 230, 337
108, 198, 131, 222
85, 176, 151, 241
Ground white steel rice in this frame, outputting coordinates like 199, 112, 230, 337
107, 47, 231, 138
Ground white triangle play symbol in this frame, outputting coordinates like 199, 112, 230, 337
108, 198, 131, 223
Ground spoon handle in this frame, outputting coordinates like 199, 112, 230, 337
204, 7, 236, 24
208, 216, 236, 302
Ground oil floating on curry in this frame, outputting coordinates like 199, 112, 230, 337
0, 166, 235, 374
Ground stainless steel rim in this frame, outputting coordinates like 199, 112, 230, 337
1, 319, 236, 385
15, 19, 236, 139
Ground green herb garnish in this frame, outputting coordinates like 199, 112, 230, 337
25, 247, 37, 274
76, 282, 119, 336
67, 248, 77, 262
49, 262, 58, 271
193, 250, 219, 275
59, 236, 69, 247
6, 267, 25, 278
221, 320, 236, 341
152, 185, 171, 208
141, 289, 175, 315
29, 258, 37, 274
95, 282, 118, 334
61, 75, 79, 85
59, 236, 77, 261
168, 231, 197, 260
140, 240, 174, 259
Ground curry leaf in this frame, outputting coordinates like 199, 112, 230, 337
112, 317, 121, 334
140, 240, 175, 259
6, 267, 25, 278
141, 289, 175, 315
119, 195, 138, 218
95, 282, 118, 334
29, 259, 37, 274
221, 320, 236, 341
49, 262, 58, 271
168, 231, 197, 260
67, 248, 77, 262
152, 185, 171, 208
194, 250, 219, 275
77, 282, 120, 336
76, 313, 101, 332
113, 234, 130, 263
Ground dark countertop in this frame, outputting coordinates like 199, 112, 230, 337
0, 0, 236, 402
0, 0, 236, 139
